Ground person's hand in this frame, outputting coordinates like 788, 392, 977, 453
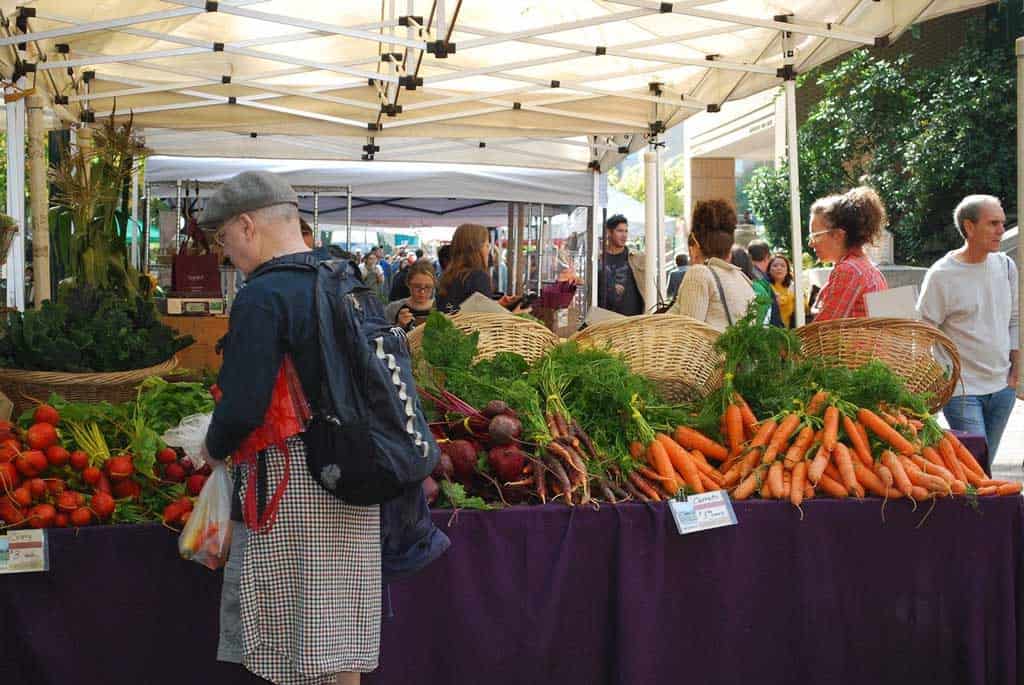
498, 294, 517, 308
614, 284, 625, 296
396, 307, 414, 328
1009, 366, 1019, 389
511, 304, 531, 315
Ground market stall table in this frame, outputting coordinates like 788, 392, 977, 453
3, 493, 1021, 685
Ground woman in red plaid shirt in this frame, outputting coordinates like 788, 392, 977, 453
809, 187, 888, 321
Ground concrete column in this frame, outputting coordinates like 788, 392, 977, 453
784, 78, 806, 327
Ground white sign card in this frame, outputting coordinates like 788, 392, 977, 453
668, 490, 738, 536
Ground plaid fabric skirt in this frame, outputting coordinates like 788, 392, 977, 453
234, 436, 381, 685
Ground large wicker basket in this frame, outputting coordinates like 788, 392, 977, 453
570, 314, 724, 401
0, 356, 180, 416
406, 312, 560, 364
795, 317, 961, 412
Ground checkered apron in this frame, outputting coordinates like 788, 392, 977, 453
237, 436, 381, 685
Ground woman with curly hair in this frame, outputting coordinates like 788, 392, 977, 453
808, 186, 889, 321
670, 199, 756, 332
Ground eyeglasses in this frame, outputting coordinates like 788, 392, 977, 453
807, 229, 833, 245
212, 217, 237, 247
410, 284, 434, 293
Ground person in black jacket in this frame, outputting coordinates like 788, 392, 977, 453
199, 171, 381, 685
436, 223, 526, 314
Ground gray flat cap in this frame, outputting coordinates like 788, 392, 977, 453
198, 170, 298, 228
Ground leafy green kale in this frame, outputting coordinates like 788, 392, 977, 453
421, 311, 478, 371
0, 284, 193, 372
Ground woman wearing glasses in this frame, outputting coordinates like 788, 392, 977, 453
808, 186, 889, 321
384, 260, 437, 330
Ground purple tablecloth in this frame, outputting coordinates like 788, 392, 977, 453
3, 497, 1022, 685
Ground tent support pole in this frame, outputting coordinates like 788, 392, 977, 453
643, 150, 658, 313
27, 94, 50, 306
141, 183, 150, 272
784, 76, 806, 327
6, 78, 27, 312
1017, 37, 1024, 397
590, 169, 601, 310
346, 187, 353, 252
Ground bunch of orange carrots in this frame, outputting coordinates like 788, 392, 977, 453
623, 391, 1022, 510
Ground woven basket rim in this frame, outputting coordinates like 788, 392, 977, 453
795, 317, 961, 412
0, 355, 179, 386
570, 313, 722, 343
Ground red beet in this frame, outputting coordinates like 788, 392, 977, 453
106, 455, 134, 480
442, 440, 478, 483
33, 404, 60, 426
449, 415, 489, 440
164, 462, 187, 482
186, 474, 207, 496
112, 479, 141, 500
180, 460, 195, 476
482, 400, 510, 418
27, 478, 47, 500
176, 496, 194, 512
56, 491, 80, 513
0, 445, 17, 464
488, 414, 522, 446
70, 507, 92, 527
488, 445, 528, 482
28, 503, 56, 528
54, 512, 69, 528
82, 466, 102, 486
15, 450, 46, 478
198, 463, 213, 477
46, 478, 65, 496
0, 461, 21, 490
156, 447, 178, 465
25, 423, 58, 450
431, 452, 454, 481
423, 476, 439, 505
90, 491, 115, 518
12, 487, 31, 507
0, 420, 15, 433
94, 473, 112, 494
45, 445, 70, 467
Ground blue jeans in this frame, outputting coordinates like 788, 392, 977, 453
943, 387, 1017, 460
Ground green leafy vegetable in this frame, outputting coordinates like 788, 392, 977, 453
421, 311, 478, 371
437, 479, 496, 510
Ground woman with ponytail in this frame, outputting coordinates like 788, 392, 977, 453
808, 186, 889, 321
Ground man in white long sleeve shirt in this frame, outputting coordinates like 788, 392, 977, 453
917, 195, 1019, 459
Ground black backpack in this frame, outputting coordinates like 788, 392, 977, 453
265, 258, 440, 505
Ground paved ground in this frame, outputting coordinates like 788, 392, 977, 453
990, 398, 1024, 484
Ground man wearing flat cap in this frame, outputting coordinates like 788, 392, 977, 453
201, 171, 381, 685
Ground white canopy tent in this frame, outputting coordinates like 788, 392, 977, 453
0, 0, 995, 313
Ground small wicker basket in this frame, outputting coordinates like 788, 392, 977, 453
0, 356, 180, 416
796, 317, 961, 412
570, 314, 724, 401
406, 312, 560, 365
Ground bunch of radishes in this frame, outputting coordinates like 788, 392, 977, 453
155, 445, 211, 498
0, 403, 204, 530
0, 404, 120, 529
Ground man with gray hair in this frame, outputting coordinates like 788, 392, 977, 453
200, 171, 381, 685
917, 194, 1019, 460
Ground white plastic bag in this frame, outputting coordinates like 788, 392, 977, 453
178, 462, 232, 570
162, 413, 212, 467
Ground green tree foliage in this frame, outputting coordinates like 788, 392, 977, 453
608, 154, 686, 218
745, 22, 1016, 265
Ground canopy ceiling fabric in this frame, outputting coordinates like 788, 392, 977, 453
145, 156, 604, 222
0, 0, 992, 170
